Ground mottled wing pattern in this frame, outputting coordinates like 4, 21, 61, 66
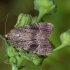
7, 22, 54, 56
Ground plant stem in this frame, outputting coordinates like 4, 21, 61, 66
12, 64, 18, 70
37, 10, 48, 23
53, 43, 67, 52
17, 57, 25, 68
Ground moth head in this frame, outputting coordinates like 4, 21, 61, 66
5, 34, 8, 38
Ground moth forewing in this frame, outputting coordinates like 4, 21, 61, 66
7, 22, 54, 56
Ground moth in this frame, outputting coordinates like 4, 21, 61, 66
5, 22, 54, 56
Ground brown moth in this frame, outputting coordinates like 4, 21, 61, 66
6, 22, 54, 56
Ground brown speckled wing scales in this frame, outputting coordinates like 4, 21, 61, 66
7, 22, 54, 56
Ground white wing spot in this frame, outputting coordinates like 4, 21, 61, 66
16, 34, 20, 37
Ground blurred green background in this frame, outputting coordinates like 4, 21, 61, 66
0, 0, 70, 70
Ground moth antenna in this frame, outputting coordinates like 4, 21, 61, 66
5, 13, 9, 38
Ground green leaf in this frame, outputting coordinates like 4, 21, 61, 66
6, 46, 17, 57
15, 13, 32, 28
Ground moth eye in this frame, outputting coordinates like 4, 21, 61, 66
30, 44, 38, 49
